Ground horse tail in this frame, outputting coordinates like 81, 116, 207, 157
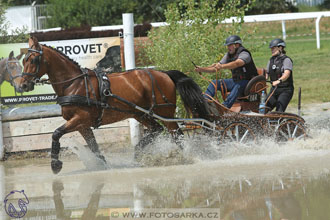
163, 70, 210, 119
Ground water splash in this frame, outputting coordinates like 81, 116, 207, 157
64, 103, 330, 170
68, 139, 109, 171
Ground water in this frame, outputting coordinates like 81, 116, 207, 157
0, 103, 330, 220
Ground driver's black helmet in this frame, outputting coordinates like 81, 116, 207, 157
269, 38, 286, 48
224, 35, 242, 46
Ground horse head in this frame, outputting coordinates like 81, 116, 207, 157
19, 36, 45, 92
0, 51, 24, 92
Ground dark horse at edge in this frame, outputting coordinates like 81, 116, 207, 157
18, 36, 210, 174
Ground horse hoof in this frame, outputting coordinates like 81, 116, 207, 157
51, 159, 63, 174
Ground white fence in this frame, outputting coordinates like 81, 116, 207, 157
294, 0, 325, 6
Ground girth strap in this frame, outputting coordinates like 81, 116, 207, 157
57, 95, 108, 108
143, 69, 175, 115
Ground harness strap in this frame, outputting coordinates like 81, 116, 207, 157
57, 95, 108, 108
93, 69, 112, 127
85, 69, 97, 100
57, 94, 145, 114
144, 69, 156, 113
83, 70, 90, 106
143, 69, 175, 115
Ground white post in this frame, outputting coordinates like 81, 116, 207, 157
281, 20, 286, 40
123, 13, 142, 147
315, 15, 323, 50
31, 1, 37, 32
0, 105, 4, 160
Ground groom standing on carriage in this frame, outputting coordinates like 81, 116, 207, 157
194, 35, 258, 109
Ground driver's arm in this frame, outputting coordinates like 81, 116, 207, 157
216, 59, 245, 70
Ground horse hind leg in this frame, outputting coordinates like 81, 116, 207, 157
78, 127, 107, 165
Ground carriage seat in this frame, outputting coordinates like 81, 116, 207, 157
223, 68, 266, 99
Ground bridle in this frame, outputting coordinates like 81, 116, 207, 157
5, 58, 22, 86
21, 45, 43, 83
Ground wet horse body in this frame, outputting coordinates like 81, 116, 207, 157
19, 37, 209, 174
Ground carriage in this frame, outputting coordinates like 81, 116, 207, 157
17, 36, 308, 174
179, 67, 307, 144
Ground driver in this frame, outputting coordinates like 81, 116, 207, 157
194, 35, 258, 109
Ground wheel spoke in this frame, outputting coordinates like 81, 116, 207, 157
235, 125, 239, 142
240, 130, 249, 143
286, 123, 292, 138
280, 130, 289, 139
227, 131, 235, 142
292, 125, 299, 138
276, 120, 307, 142
222, 123, 255, 144
296, 134, 305, 140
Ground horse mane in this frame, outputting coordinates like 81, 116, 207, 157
42, 44, 81, 69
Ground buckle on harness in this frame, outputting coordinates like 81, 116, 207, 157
103, 89, 111, 96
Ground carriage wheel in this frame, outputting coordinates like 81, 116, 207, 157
222, 122, 256, 144
275, 120, 307, 143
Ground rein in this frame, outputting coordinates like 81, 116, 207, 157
37, 72, 89, 85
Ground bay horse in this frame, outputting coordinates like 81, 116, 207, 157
18, 36, 210, 174
0, 51, 24, 93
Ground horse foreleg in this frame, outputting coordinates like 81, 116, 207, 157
79, 127, 107, 164
51, 125, 66, 174
164, 122, 184, 150
134, 117, 164, 159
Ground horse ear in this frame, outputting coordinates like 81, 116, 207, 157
28, 37, 34, 47
9, 51, 14, 59
31, 36, 41, 50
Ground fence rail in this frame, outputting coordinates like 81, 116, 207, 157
293, 0, 325, 6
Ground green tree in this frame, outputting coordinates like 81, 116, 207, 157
45, 0, 178, 28
133, 0, 178, 23
320, 0, 330, 9
45, 0, 134, 28
143, 0, 255, 116
245, 0, 298, 15
0, 3, 9, 37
